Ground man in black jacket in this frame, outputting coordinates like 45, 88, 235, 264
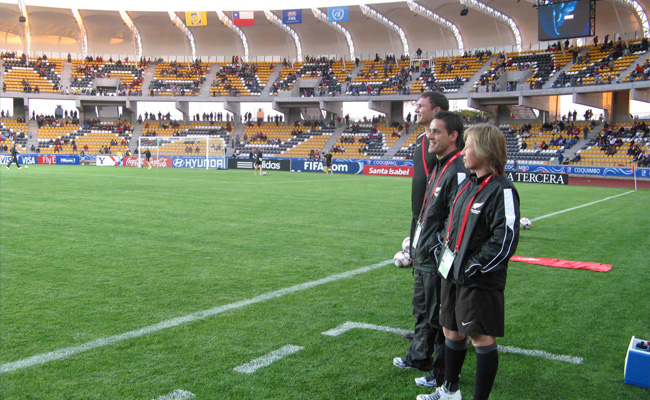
402, 92, 448, 342
410, 93, 449, 240
396, 110, 466, 392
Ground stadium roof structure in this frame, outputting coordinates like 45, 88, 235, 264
0, 0, 648, 61
0, 0, 649, 123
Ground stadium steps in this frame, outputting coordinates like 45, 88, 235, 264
541, 59, 575, 90
322, 128, 344, 152
405, 67, 423, 91
129, 123, 144, 152
59, 60, 72, 91
344, 61, 366, 90
25, 119, 39, 150
549, 122, 603, 164
226, 124, 249, 156
263, 63, 283, 93
198, 63, 220, 97
461, 54, 498, 94
385, 132, 412, 159
141, 64, 157, 97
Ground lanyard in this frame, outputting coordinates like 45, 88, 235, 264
417, 152, 461, 224
421, 135, 429, 176
445, 174, 494, 251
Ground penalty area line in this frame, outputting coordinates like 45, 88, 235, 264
0, 260, 392, 375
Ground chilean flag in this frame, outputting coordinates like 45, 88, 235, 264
233, 11, 254, 26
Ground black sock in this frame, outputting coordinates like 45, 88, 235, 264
443, 338, 468, 393
474, 343, 498, 400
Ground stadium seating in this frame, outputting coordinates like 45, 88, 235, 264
3, 56, 62, 93
149, 61, 210, 96
69, 58, 144, 95
393, 125, 425, 160
416, 55, 486, 93
211, 62, 274, 96
0, 119, 29, 152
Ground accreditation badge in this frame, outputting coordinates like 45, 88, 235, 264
412, 223, 423, 250
438, 246, 455, 279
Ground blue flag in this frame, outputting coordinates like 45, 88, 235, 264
282, 9, 302, 24
328, 6, 348, 22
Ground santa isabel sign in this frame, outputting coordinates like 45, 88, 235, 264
507, 171, 568, 185
362, 165, 413, 177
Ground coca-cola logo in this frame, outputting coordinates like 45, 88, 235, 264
124, 157, 140, 167
150, 158, 171, 168
121, 156, 170, 168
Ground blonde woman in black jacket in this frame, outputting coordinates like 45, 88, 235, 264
417, 124, 520, 400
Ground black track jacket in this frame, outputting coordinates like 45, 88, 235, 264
443, 173, 520, 290
413, 149, 468, 273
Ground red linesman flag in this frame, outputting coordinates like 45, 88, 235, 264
233, 11, 254, 26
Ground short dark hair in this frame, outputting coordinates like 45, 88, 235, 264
420, 92, 449, 111
433, 110, 464, 149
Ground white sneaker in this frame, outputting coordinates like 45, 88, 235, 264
148, 166, 151, 169
415, 376, 439, 388
416, 386, 461, 400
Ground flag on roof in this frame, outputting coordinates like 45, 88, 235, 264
282, 9, 302, 25
185, 12, 207, 26
233, 11, 254, 26
328, 6, 348, 23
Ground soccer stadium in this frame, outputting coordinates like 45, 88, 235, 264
0, 0, 649, 399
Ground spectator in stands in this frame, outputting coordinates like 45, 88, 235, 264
569, 152, 582, 163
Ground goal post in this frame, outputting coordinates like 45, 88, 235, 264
137, 135, 227, 170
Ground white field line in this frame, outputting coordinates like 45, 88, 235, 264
233, 345, 304, 374
322, 321, 410, 337
498, 345, 583, 364
20, 170, 362, 185
323, 322, 584, 365
0, 260, 392, 374
153, 389, 195, 400
531, 190, 634, 222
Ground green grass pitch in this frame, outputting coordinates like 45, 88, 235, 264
1, 166, 648, 399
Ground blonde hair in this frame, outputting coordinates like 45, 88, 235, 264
464, 124, 507, 174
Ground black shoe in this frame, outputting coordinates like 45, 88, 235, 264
404, 331, 414, 341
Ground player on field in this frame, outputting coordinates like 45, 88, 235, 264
254, 148, 263, 175
324, 151, 333, 174
144, 148, 152, 169
417, 124, 520, 400
6, 142, 22, 169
